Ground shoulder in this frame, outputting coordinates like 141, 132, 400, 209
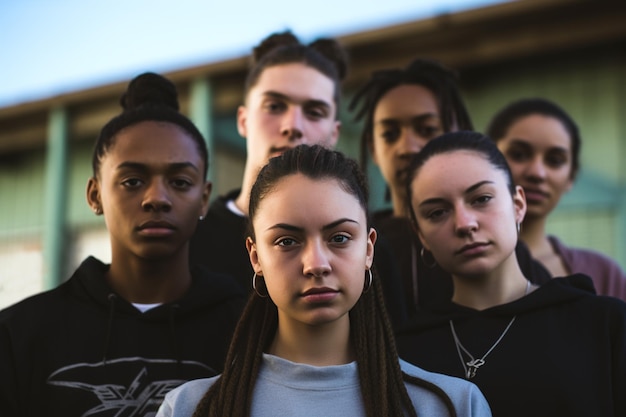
400, 360, 492, 416
550, 236, 625, 277
158, 376, 218, 417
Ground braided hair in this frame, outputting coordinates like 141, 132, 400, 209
244, 30, 348, 110
350, 58, 473, 169
192, 145, 457, 417
92, 72, 208, 179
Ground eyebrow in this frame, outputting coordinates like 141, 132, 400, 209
115, 161, 200, 173
263, 91, 332, 110
377, 113, 440, 125
267, 218, 359, 232
418, 180, 495, 207
508, 139, 569, 153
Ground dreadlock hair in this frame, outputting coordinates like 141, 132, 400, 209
192, 144, 457, 417
92, 72, 209, 179
486, 97, 581, 180
243, 30, 348, 111
350, 58, 473, 169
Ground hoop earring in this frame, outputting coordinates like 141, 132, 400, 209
420, 247, 437, 269
252, 273, 268, 298
363, 269, 373, 293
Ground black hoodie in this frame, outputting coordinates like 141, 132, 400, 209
0, 256, 246, 416
396, 275, 626, 417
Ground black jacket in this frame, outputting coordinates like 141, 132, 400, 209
189, 189, 252, 293
396, 275, 626, 417
0, 256, 245, 416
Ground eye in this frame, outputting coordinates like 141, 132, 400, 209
505, 147, 531, 163
121, 178, 143, 188
171, 178, 193, 189
414, 122, 443, 139
380, 125, 401, 143
545, 152, 568, 169
425, 208, 448, 221
264, 100, 286, 113
305, 105, 328, 120
473, 195, 493, 205
276, 237, 298, 247
330, 234, 350, 244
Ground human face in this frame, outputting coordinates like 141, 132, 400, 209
496, 114, 573, 220
372, 84, 445, 210
237, 63, 340, 172
87, 121, 211, 261
247, 174, 376, 328
410, 151, 525, 279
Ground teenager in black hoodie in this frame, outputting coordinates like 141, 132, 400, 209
0, 72, 245, 416
396, 131, 626, 417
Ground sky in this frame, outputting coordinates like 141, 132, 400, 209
0, 0, 504, 108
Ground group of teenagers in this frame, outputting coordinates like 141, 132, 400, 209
1, 30, 625, 417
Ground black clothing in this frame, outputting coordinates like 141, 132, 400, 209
189, 189, 252, 292
396, 275, 626, 417
0, 256, 245, 417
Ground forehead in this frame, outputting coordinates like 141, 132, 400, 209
412, 151, 506, 196
502, 114, 572, 151
374, 84, 439, 121
104, 121, 202, 166
253, 174, 364, 225
249, 63, 335, 105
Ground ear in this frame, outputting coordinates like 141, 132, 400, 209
365, 227, 377, 269
200, 181, 212, 218
327, 120, 341, 148
246, 237, 262, 275
86, 177, 102, 215
236, 105, 248, 138
513, 185, 527, 225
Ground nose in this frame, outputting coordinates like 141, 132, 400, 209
524, 155, 547, 182
302, 240, 332, 278
454, 205, 478, 236
398, 129, 426, 159
281, 106, 304, 142
142, 180, 172, 212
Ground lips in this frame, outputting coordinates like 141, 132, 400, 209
300, 287, 339, 303
137, 220, 176, 236
455, 242, 490, 256
521, 186, 550, 203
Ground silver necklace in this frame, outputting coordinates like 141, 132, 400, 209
449, 280, 530, 379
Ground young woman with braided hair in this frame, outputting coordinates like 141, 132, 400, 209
189, 30, 348, 293
158, 145, 491, 417
350, 59, 549, 317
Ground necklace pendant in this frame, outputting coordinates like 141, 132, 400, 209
466, 359, 485, 379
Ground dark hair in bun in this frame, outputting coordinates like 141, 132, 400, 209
92, 72, 209, 179
244, 30, 348, 109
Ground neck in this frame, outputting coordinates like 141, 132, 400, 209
520, 215, 554, 259
390, 190, 409, 218
234, 164, 261, 217
451, 255, 530, 310
106, 249, 192, 304
269, 315, 353, 366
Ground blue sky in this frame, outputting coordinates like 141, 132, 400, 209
0, 0, 503, 108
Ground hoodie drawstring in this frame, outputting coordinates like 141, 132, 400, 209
102, 293, 118, 366
168, 304, 183, 376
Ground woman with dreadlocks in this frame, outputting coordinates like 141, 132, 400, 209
157, 145, 491, 417
350, 59, 549, 317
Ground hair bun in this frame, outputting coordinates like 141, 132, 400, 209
309, 38, 348, 81
252, 31, 300, 64
120, 72, 179, 112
